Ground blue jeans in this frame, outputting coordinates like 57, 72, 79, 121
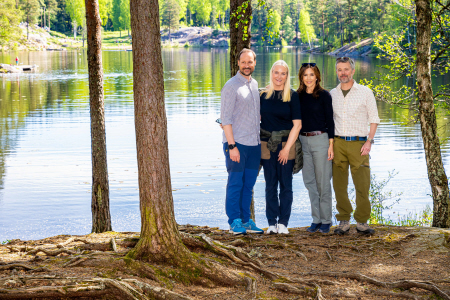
261, 143, 294, 226
223, 142, 261, 225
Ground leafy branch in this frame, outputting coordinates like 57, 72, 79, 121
231, 0, 279, 44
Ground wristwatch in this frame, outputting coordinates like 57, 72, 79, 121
367, 138, 374, 144
228, 144, 236, 150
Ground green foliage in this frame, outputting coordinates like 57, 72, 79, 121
365, 1, 450, 119
298, 9, 314, 46
112, 0, 130, 32
346, 170, 432, 227
367, 170, 403, 225
282, 15, 294, 43
395, 205, 433, 227
1, 240, 11, 245
232, 0, 279, 44
19, 0, 40, 24
65, 0, 84, 26
162, 0, 180, 33
280, 38, 287, 46
0, 0, 22, 45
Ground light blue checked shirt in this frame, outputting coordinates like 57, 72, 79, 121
221, 71, 260, 146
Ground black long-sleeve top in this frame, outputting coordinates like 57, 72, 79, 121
299, 89, 335, 139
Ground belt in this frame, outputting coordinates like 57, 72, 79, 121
300, 131, 326, 137
336, 135, 367, 141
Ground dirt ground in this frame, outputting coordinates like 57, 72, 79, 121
0, 224, 449, 299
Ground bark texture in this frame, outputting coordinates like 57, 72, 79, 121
85, 0, 112, 233
129, 0, 192, 264
230, 0, 252, 75
415, 0, 450, 228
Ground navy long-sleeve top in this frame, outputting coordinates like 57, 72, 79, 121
260, 90, 302, 138
299, 89, 335, 138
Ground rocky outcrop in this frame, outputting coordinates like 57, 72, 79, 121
161, 27, 229, 48
328, 38, 374, 57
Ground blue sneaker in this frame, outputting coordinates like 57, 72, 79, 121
318, 223, 331, 233
242, 219, 264, 234
307, 223, 322, 233
230, 218, 247, 235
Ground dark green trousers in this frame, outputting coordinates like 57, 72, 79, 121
332, 138, 371, 223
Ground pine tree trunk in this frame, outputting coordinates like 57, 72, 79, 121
129, 0, 192, 264
230, 0, 252, 75
85, 0, 112, 233
415, 0, 450, 228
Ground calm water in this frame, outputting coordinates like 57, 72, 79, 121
1, 48, 449, 241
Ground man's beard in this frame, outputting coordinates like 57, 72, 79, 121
339, 75, 352, 83
240, 68, 253, 76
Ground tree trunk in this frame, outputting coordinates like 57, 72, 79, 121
85, 0, 112, 233
230, 0, 252, 75
415, 0, 450, 228
129, 0, 192, 264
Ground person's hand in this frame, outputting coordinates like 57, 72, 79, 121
278, 147, 289, 165
361, 141, 371, 156
230, 147, 240, 163
328, 144, 334, 160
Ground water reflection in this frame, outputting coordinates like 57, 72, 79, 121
0, 48, 449, 240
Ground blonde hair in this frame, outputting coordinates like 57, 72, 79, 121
260, 60, 291, 102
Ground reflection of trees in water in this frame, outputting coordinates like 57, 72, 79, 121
0, 71, 67, 190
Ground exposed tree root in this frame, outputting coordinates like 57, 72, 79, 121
273, 282, 325, 299
27, 247, 76, 256
365, 288, 423, 299
0, 263, 49, 272
0, 276, 193, 300
308, 271, 450, 300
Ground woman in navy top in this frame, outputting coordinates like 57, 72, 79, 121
260, 60, 302, 234
297, 63, 335, 233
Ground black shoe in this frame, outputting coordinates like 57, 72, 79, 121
307, 223, 321, 233
334, 220, 350, 235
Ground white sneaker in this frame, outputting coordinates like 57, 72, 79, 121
266, 225, 278, 234
277, 224, 289, 234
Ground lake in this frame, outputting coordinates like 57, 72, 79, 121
1, 48, 449, 241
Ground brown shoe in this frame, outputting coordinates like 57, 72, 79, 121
356, 222, 375, 235
334, 220, 350, 235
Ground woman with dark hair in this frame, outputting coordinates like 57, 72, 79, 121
297, 63, 335, 233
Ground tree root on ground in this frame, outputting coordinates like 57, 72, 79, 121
0, 276, 193, 300
273, 282, 325, 299
0, 263, 49, 272
308, 271, 450, 300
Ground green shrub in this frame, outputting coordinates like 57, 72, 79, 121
184, 41, 190, 48
281, 38, 288, 47
212, 29, 220, 37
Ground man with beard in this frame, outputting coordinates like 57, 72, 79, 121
221, 48, 263, 235
330, 57, 380, 235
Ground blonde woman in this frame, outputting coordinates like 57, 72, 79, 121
260, 60, 302, 234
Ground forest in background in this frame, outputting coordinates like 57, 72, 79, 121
1, 0, 417, 48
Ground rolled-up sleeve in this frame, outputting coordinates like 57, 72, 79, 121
221, 84, 237, 126
366, 89, 380, 124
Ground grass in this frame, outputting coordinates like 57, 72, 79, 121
102, 31, 132, 48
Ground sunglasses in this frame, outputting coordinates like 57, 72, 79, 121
336, 56, 352, 63
301, 63, 316, 67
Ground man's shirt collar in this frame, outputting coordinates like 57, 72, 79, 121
236, 70, 253, 83
337, 79, 359, 92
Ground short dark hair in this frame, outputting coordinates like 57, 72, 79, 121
238, 48, 256, 61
